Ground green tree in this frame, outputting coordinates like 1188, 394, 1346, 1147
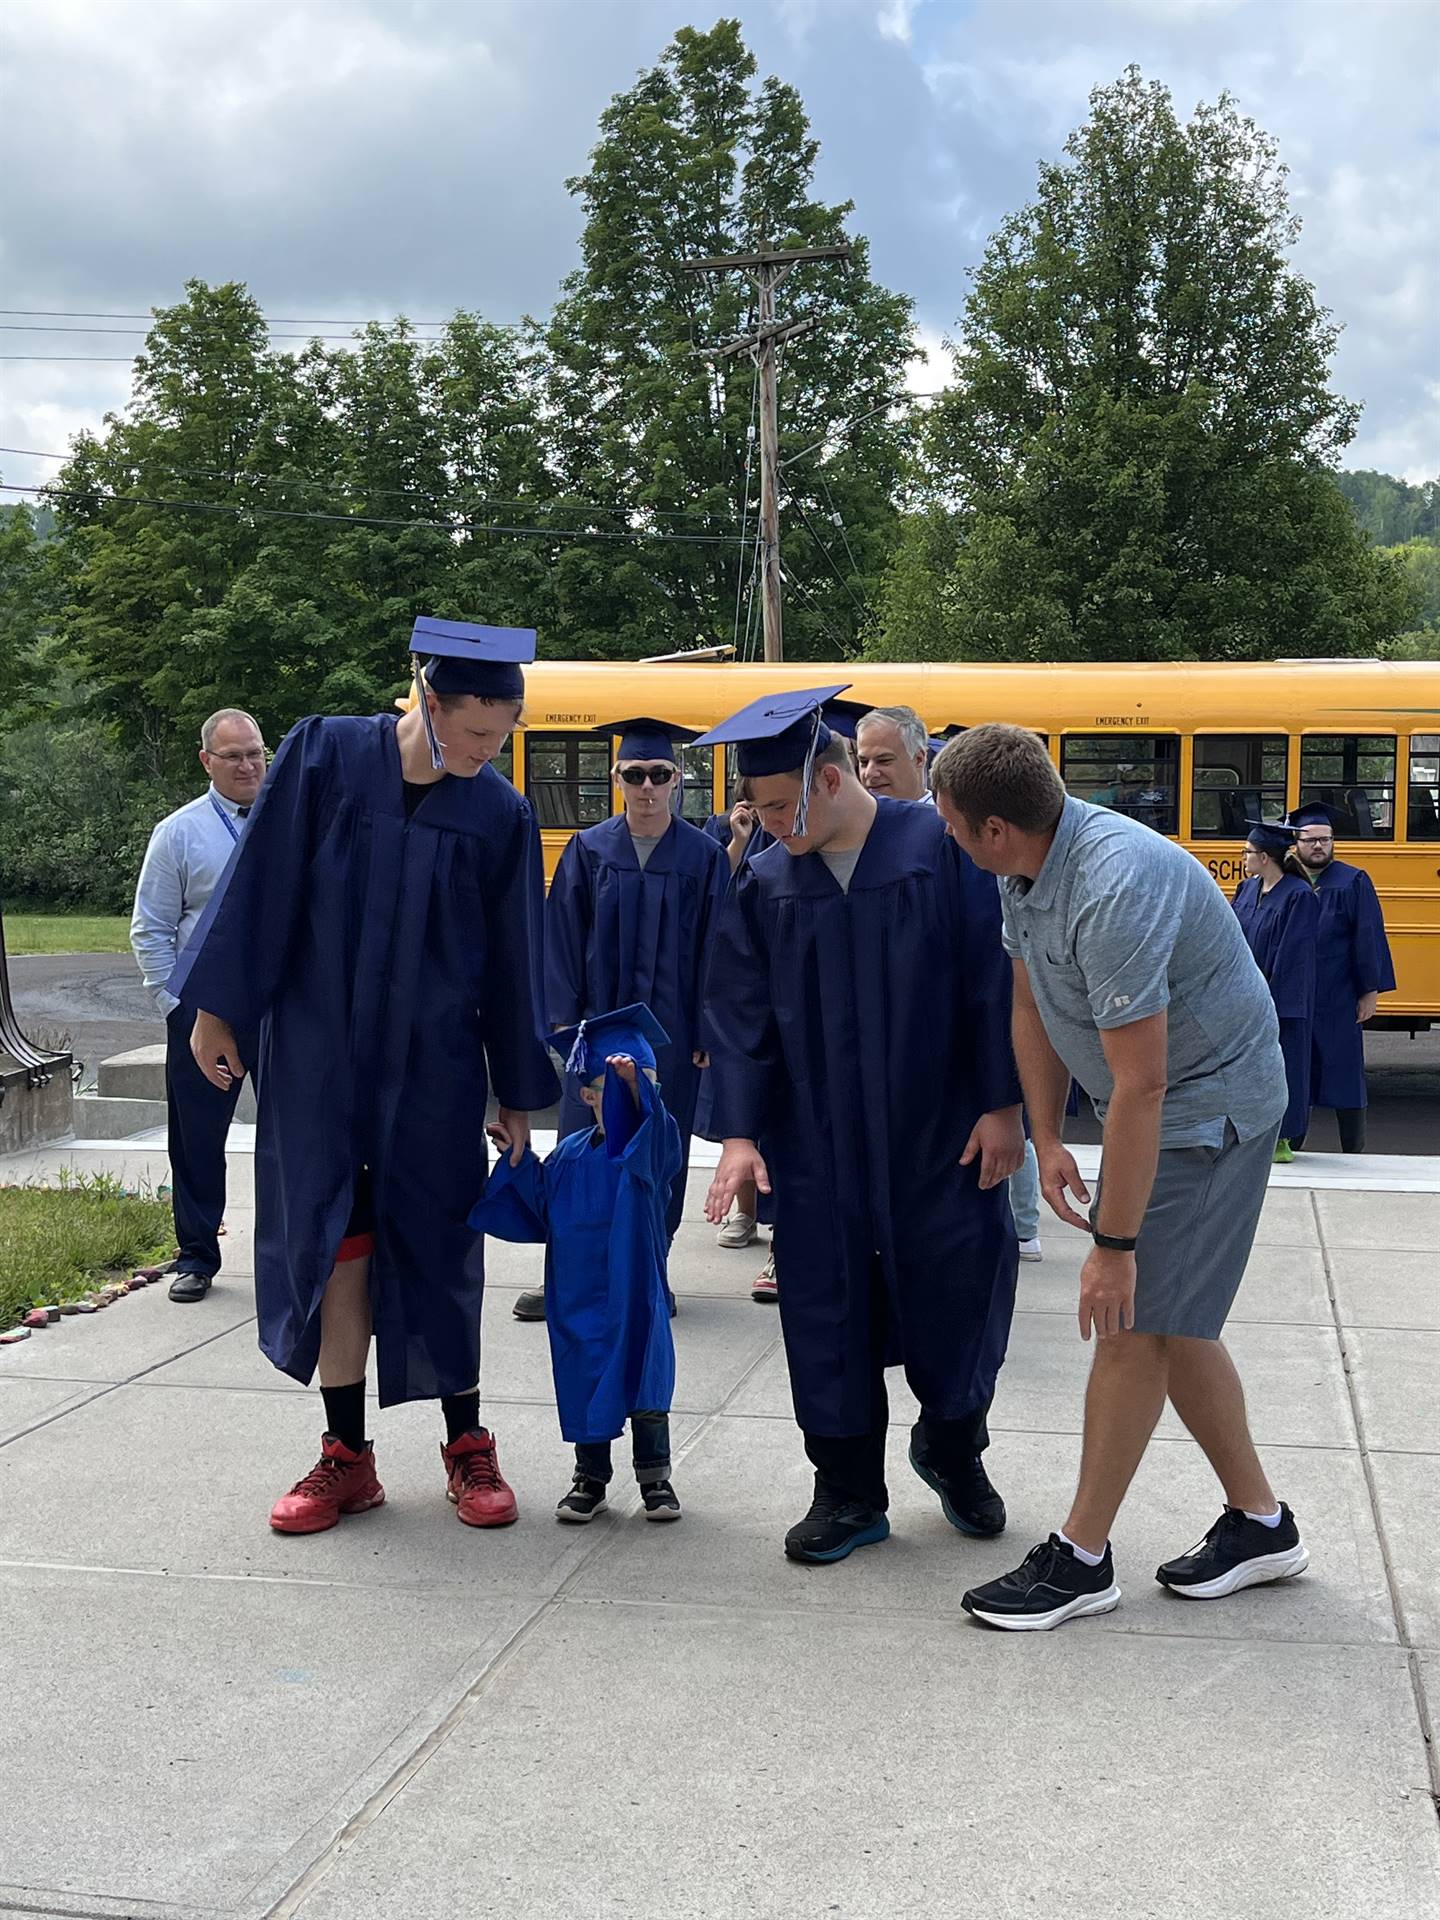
543, 18, 917, 660
1337, 470, 1440, 544
0, 497, 50, 710
870, 70, 1411, 662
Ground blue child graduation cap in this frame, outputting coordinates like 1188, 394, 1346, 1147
694, 684, 851, 836
547, 1003, 671, 1144
409, 616, 536, 769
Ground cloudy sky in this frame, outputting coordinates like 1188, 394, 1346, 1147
4, 0, 1437, 501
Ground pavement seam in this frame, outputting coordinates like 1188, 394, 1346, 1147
260, 1319, 790, 1915
1310, 1186, 1439, 1810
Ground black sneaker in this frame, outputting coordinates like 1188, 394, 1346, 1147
640, 1479, 682, 1522
962, 1535, 1121, 1632
784, 1481, 890, 1565
555, 1475, 608, 1524
1156, 1505, 1308, 1599
512, 1288, 546, 1322
908, 1440, 1006, 1537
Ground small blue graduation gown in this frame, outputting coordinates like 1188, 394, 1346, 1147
545, 814, 728, 1238
471, 1075, 681, 1444
170, 714, 558, 1406
1232, 872, 1319, 1140
1309, 862, 1396, 1111
703, 798, 1021, 1437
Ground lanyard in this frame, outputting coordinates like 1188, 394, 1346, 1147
210, 794, 243, 843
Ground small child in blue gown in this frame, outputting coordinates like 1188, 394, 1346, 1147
472, 1003, 685, 1524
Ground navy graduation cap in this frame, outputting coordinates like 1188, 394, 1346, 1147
1242, 817, 1298, 858
1288, 802, 1343, 833
928, 722, 967, 757
594, 717, 702, 763
818, 696, 872, 742
547, 1002, 670, 1082
409, 616, 536, 768
694, 684, 851, 836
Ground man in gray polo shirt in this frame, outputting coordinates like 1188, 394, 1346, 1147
931, 723, 1310, 1632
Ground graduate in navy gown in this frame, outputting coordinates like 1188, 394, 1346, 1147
1231, 820, 1319, 1160
172, 617, 558, 1537
540, 718, 728, 1273
1289, 803, 1396, 1153
698, 685, 1024, 1566
474, 1004, 684, 1523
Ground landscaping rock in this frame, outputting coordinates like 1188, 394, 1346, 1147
0, 1327, 32, 1343
74, 1300, 97, 1314
22, 1309, 51, 1329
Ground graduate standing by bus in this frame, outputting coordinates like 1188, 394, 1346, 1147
172, 618, 558, 1536
1290, 803, 1396, 1152
699, 686, 1024, 1567
1232, 820, 1320, 1162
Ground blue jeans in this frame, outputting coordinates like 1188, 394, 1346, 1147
1009, 1138, 1041, 1242
575, 1412, 671, 1488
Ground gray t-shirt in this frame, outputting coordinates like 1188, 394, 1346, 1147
819, 844, 865, 894
630, 831, 663, 871
1001, 797, 1286, 1148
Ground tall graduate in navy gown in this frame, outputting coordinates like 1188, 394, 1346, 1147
1290, 803, 1396, 1152
698, 686, 1024, 1566
1231, 821, 1319, 1157
543, 719, 728, 1255
173, 617, 558, 1537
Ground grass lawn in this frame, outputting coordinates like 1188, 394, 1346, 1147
0, 1174, 172, 1327
3, 914, 132, 955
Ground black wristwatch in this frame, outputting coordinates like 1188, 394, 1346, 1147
1092, 1229, 1138, 1252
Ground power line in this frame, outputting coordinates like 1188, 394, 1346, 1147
0, 306, 454, 327
0, 355, 138, 362
0, 479, 748, 546
783, 483, 871, 618
0, 444, 742, 526
0, 323, 452, 343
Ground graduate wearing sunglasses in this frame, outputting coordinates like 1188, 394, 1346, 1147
518, 719, 728, 1322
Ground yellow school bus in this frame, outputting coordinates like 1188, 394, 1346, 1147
490, 658, 1440, 1029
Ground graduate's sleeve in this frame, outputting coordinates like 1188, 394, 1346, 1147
480, 798, 561, 1112
467, 1145, 549, 1242
702, 864, 783, 1141
1268, 883, 1319, 1022
691, 836, 731, 1055
168, 717, 326, 1029
949, 838, 1023, 1114
606, 1072, 684, 1192
1351, 870, 1397, 996
544, 833, 591, 1027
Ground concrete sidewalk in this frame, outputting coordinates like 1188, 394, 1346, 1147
0, 1140, 1436, 1919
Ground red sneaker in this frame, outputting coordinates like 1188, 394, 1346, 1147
442, 1428, 519, 1528
269, 1434, 385, 1534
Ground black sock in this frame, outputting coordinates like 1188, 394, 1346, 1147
441, 1389, 481, 1444
320, 1379, 366, 1453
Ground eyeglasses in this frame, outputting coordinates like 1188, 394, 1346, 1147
1297, 834, 1334, 846
206, 748, 268, 766
618, 766, 676, 787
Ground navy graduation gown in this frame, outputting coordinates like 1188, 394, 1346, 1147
701, 811, 775, 863
1310, 862, 1396, 1111
1232, 872, 1319, 1140
471, 1074, 681, 1443
545, 813, 728, 1238
703, 797, 1021, 1437
170, 714, 558, 1407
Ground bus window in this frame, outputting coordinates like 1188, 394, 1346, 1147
1191, 735, 1287, 837
491, 738, 514, 787
524, 732, 611, 831
677, 744, 715, 826
1060, 735, 1179, 834
1408, 735, 1440, 840
1299, 736, 1395, 839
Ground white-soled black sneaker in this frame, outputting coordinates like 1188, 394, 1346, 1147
1156, 1504, 1308, 1599
640, 1479, 682, 1522
962, 1534, 1121, 1632
555, 1475, 608, 1524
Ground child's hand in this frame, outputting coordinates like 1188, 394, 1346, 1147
487, 1110, 532, 1166
606, 1054, 642, 1107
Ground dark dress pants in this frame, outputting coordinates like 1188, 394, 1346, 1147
802, 1264, 991, 1512
165, 1007, 253, 1278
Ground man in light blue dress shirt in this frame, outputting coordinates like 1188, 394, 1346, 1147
130, 709, 267, 1302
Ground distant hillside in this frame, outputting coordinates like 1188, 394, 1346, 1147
1337, 469, 1439, 544
0, 501, 55, 542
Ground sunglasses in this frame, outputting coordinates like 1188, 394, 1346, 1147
618, 766, 676, 787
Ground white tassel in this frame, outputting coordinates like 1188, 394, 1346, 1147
416, 660, 445, 772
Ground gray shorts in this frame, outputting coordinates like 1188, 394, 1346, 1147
1092, 1122, 1280, 1340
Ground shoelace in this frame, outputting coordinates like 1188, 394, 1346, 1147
289, 1455, 348, 1498
454, 1443, 501, 1492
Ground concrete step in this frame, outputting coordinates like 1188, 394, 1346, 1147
95, 1045, 256, 1123
71, 1091, 169, 1139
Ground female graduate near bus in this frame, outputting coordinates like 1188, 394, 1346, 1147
1232, 820, 1319, 1163
172, 618, 558, 1535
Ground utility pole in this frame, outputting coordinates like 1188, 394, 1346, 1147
684, 242, 852, 662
